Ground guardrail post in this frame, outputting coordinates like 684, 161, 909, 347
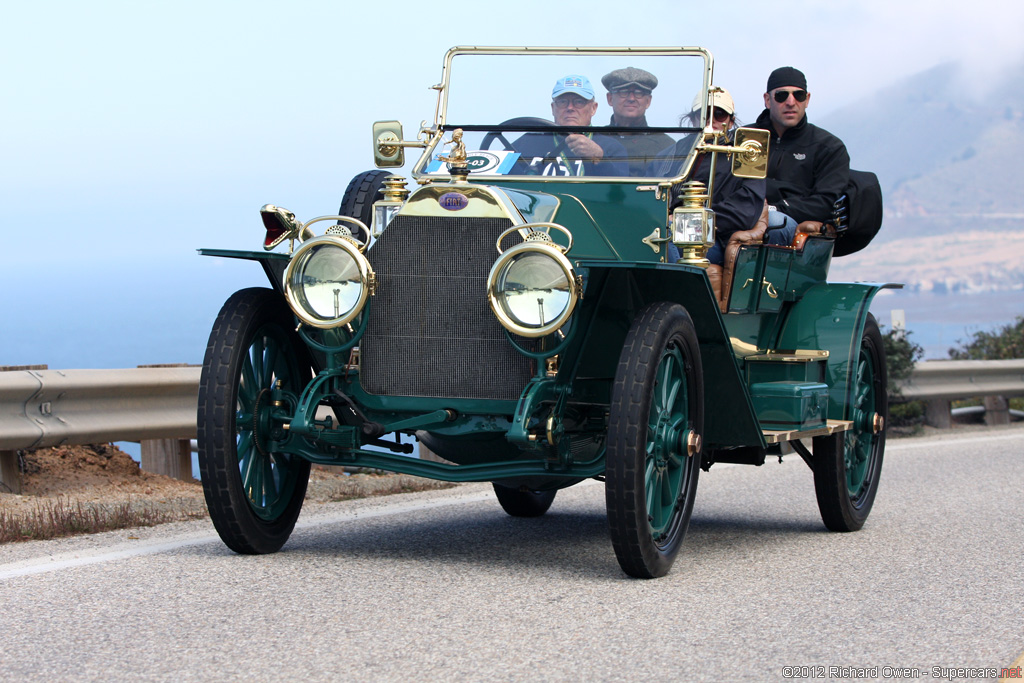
925, 398, 952, 429
135, 364, 197, 481
0, 450, 20, 495
140, 438, 193, 481
0, 365, 46, 495
983, 396, 1010, 426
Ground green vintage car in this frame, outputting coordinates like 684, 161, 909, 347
197, 46, 893, 578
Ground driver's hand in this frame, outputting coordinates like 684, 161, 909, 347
565, 134, 604, 159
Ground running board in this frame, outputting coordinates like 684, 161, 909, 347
762, 419, 852, 444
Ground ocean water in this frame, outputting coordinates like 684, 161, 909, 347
5, 260, 1017, 370
867, 288, 1022, 360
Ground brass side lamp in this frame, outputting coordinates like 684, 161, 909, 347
670, 181, 714, 266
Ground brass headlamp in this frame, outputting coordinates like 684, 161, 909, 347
670, 181, 715, 266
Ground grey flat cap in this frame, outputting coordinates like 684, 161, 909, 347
601, 66, 658, 93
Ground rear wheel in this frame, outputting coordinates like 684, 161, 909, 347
198, 288, 312, 554
606, 302, 703, 578
813, 314, 887, 531
492, 484, 556, 517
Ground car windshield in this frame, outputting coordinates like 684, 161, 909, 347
414, 48, 715, 181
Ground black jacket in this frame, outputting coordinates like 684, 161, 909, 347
605, 115, 674, 177
650, 135, 766, 242
753, 110, 850, 223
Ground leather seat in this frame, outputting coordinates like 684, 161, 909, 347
717, 203, 770, 311
711, 203, 827, 313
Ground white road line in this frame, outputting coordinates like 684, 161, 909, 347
0, 537, 219, 581
0, 489, 496, 581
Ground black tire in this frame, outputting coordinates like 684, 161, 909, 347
338, 170, 391, 241
813, 313, 887, 531
492, 484, 557, 517
606, 302, 704, 579
198, 287, 312, 554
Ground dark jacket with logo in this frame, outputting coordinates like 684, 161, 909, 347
753, 110, 850, 223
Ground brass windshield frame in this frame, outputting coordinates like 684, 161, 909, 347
412, 46, 715, 185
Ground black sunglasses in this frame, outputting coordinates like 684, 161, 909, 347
773, 89, 808, 103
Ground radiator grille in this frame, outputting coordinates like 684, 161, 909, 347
361, 214, 534, 400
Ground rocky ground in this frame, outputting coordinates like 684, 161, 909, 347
0, 443, 453, 531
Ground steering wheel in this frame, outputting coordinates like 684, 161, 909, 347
481, 117, 557, 151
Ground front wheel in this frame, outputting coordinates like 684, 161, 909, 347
198, 287, 312, 554
606, 302, 704, 578
813, 313, 887, 531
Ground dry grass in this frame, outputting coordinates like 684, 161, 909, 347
0, 496, 206, 544
1, 445, 456, 545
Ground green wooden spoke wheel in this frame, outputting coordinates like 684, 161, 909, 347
813, 313, 888, 532
606, 302, 703, 579
198, 288, 312, 554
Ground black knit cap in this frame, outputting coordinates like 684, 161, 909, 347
766, 66, 807, 92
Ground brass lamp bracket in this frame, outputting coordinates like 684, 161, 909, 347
642, 228, 670, 254
496, 222, 574, 255
300, 215, 372, 252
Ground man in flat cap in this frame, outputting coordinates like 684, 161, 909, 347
601, 67, 673, 176
512, 74, 627, 176
753, 66, 850, 242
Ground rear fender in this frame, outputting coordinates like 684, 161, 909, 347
775, 282, 900, 420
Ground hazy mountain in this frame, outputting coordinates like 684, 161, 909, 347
819, 59, 1024, 297
821, 60, 1024, 226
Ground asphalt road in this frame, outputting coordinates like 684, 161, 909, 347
1, 426, 1022, 682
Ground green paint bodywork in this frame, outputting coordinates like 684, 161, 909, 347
201, 175, 896, 485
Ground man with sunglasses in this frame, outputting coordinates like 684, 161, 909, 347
754, 66, 850, 243
600, 67, 674, 176
511, 74, 628, 177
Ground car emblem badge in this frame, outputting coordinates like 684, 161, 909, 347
439, 192, 469, 211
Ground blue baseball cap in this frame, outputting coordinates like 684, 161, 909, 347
551, 74, 595, 101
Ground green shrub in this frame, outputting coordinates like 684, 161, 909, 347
883, 327, 924, 395
948, 315, 1024, 360
880, 327, 925, 429
889, 400, 925, 428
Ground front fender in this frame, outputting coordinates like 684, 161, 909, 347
198, 248, 289, 295
574, 261, 764, 449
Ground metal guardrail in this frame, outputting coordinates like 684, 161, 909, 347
0, 367, 201, 451
895, 359, 1024, 400
1, 360, 1021, 492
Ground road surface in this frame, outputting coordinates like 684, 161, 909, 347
1, 426, 1022, 681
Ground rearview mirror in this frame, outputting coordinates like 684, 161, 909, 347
373, 120, 405, 168
731, 127, 769, 179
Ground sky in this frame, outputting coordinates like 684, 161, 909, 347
3, 0, 1023, 369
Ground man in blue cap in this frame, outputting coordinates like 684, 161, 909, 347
512, 75, 628, 176
753, 66, 850, 242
